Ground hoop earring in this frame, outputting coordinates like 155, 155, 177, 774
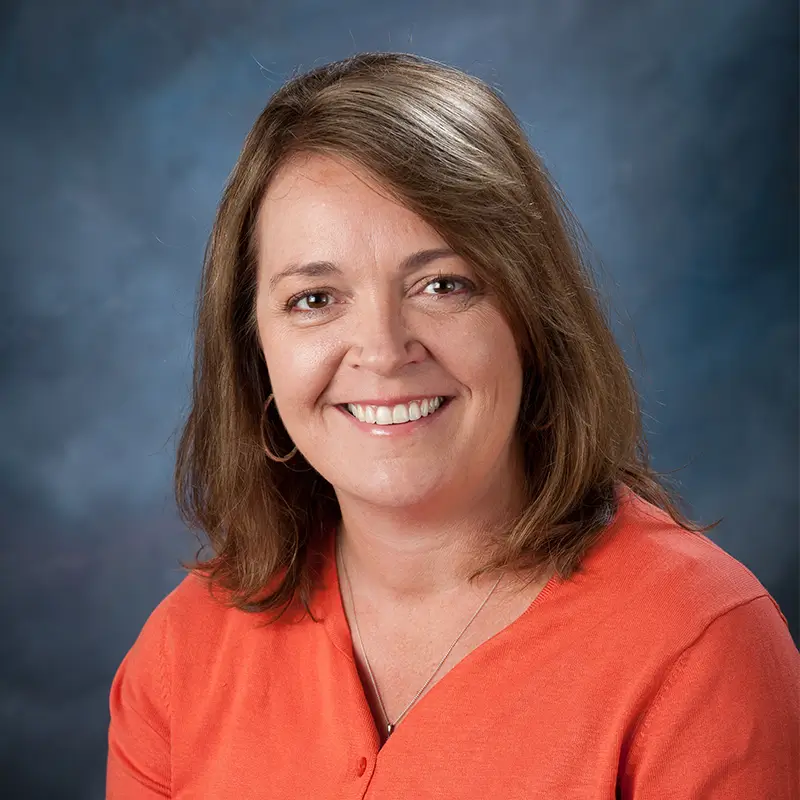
260, 393, 298, 463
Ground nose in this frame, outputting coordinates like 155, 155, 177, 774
344, 294, 425, 376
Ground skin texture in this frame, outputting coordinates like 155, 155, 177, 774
255, 152, 526, 585
255, 153, 547, 741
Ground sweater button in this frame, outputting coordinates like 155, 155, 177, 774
357, 757, 367, 776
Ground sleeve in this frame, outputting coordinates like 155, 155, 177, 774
619, 594, 800, 800
106, 596, 173, 799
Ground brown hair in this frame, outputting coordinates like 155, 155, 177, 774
175, 52, 715, 617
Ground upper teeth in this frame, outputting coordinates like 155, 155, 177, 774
346, 397, 444, 425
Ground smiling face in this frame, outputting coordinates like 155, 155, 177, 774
255, 153, 524, 515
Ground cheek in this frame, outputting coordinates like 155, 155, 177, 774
439, 308, 523, 404
258, 321, 340, 414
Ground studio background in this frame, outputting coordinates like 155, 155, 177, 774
1, 1, 797, 797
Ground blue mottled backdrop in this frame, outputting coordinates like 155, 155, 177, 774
1, 1, 797, 796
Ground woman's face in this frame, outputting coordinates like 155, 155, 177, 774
255, 153, 524, 514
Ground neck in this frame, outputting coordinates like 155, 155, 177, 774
334, 472, 525, 605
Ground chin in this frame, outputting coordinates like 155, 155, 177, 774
337, 470, 450, 510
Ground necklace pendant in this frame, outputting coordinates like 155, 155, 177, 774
386, 722, 395, 736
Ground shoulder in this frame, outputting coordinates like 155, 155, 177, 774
134, 570, 281, 669
116, 569, 297, 709
577, 486, 790, 649
114, 573, 235, 690
158, 570, 239, 636
110, 571, 292, 735
108, 573, 286, 792
609, 494, 800, 796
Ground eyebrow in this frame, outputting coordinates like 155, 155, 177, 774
267, 247, 458, 292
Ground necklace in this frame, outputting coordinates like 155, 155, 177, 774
337, 536, 504, 738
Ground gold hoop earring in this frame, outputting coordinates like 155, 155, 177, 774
260, 393, 298, 463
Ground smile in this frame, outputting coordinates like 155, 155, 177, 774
342, 396, 446, 425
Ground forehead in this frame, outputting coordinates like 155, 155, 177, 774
256, 153, 446, 270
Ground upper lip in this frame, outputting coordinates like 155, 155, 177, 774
336, 395, 449, 406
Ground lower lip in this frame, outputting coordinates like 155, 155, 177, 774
335, 400, 451, 437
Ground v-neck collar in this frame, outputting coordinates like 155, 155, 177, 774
310, 522, 565, 745
307, 484, 633, 749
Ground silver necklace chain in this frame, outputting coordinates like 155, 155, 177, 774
337, 536, 504, 738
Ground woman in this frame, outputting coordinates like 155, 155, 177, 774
106, 53, 799, 798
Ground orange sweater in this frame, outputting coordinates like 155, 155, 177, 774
107, 488, 800, 798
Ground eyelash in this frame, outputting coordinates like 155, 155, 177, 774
284, 274, 476, 313
284, 287, 337, 313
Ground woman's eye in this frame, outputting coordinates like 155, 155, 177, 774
291, 292, 332, 311
422, 277, 467, 295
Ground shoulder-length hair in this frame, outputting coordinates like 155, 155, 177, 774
175, 52, 713, 617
